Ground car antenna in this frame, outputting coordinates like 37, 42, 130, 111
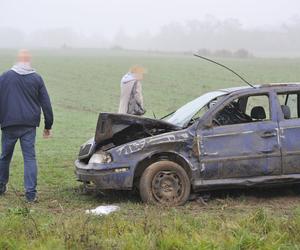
152, 111, 156, 119
193, 54, 255, 88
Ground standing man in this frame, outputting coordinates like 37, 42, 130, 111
118, 65, 146, 115
0, 49, 53, 202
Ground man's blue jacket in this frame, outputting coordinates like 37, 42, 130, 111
0, 69, 53, 130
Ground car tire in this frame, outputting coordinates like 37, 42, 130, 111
139, 160, 191, 206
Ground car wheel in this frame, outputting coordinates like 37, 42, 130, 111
139, 160, 191, 206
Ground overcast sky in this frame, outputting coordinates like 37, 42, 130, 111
1, 0, 300, 37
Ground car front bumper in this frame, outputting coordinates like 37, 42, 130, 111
75, 160, 133, 190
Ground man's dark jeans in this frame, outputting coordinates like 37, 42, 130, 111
0, 126, 37, 199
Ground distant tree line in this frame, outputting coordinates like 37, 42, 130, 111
111, 16, 300, 57
1, 16, 300, 57
196, 48, 253, 58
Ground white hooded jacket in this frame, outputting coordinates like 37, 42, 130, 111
118, 73, 144, 114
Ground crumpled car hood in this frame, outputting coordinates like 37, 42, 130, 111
94, 113, 181, 148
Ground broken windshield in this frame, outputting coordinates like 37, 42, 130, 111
166, 91, 227, 127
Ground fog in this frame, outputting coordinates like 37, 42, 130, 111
1, 0, 300, 56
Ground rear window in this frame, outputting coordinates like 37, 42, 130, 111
277, 92, 300, 119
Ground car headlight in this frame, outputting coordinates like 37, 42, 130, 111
88, 151, 112, 164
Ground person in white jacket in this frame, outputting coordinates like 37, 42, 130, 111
118, 66, 146, 115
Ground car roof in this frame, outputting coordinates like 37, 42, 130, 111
219, 82, 300, 93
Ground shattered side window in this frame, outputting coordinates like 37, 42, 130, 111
245, 95, 270, 120
214, 94, 270, 126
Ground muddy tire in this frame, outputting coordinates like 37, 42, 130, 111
139, 161, 191, 206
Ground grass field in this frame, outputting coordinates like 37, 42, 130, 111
1, 49, 300, 249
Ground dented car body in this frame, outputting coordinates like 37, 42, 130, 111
75, 83, 300, 205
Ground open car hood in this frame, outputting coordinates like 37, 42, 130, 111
95, 113, 180, 148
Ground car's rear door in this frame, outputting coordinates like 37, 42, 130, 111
198, 91, 281, 181
276, 90, 300, 174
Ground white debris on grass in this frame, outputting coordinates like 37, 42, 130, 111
85, 205, 120, 216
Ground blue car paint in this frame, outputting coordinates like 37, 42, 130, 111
75, 84, 300, 191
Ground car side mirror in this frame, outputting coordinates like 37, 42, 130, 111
203, 117, 213, 129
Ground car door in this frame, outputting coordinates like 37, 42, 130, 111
276, 91, 300, 174
198, 91, 281, 181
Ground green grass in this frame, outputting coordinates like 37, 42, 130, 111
1, 49, 300, 249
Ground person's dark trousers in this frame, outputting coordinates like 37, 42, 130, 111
0, 126, 37, 200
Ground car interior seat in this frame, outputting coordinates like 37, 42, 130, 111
251, 106, 266, 121
281, 105, 291, 119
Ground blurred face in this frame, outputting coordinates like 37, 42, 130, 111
129, 66, 146, 81
17, 49, 31, 64
135, 73, 144, 81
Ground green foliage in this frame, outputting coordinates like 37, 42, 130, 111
1, 49, 300, 249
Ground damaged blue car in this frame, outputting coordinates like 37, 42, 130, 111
75, 83, 300, 205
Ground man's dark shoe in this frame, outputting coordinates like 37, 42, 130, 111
26, 197, 38, 204
25, 193, 38, 203
0, 184, 6, 195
